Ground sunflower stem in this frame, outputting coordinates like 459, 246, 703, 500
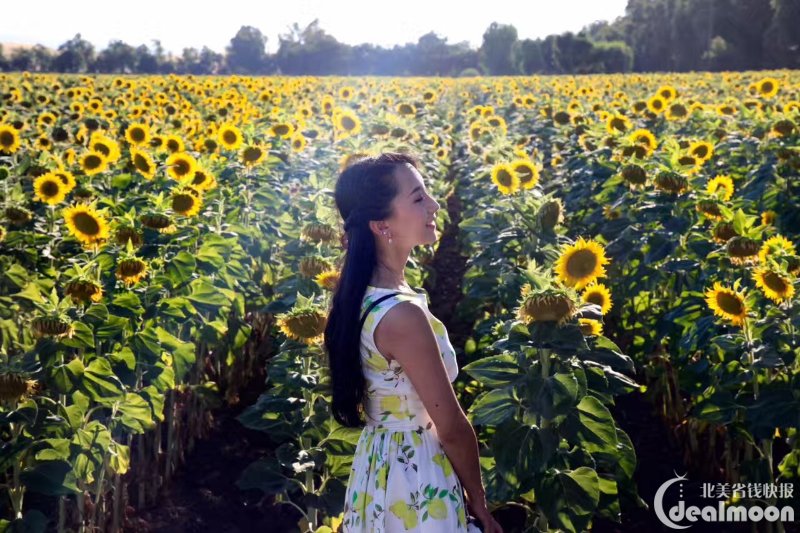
540, 348, 550, 429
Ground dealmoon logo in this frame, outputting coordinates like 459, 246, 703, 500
654, 473, 795, 529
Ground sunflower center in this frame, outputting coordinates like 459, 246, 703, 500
716, 292, 744, 315
566, 249, 599, 279
341, 117, 356, 131
692, 145, 709, 159
72, 212, 101, 236
610, 117, 627, 131
172, 194, 196, 213
84, 155, 103, 170
173, 159, 191, 175
496, 169, 513, 187
0, 131, 16, 147
134, 153, 151, 172
763, 271, 789, 293
93, 143, 111, 157
222, 130, 237, 145
586, 293, 604, 307
515, 165, 534, 184
274, 124, 290, 135
41, 180, 60, 197
130, 128, 145, 142
243, 147, 263, 162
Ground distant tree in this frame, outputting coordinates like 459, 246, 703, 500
227, 26, 267, 74
94, 40, 138, 73
763, 0, 800, 68
135, 44, 159, 73
517, 38, 546, 74
52, 34, 95, 72
10, 45, 53, 72
480, 22, 518, 75
276, 20, 345, 75
590, 40, 634, 72
0, 45, 8, 71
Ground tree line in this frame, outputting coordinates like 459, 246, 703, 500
1, 0, 797, 76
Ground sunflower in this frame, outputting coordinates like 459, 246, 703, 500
0, 124, 22, 154
315, 269, 340, 291
33, 173, 68, 205
64, 279, 103, 304
396, 103, 416, 116
301, 222, 338, 244
276, 307, 327, 345
647, 95, 666, 114
689, 141, 714, 162
115, 226, 143, 247
705, 282, 748, 326
657, 85, 678, 101
606, 114, 631, 134
290, 133, 307, 152
116, 257, 148, 285
217, 124, 244, 151
759, 235, 796, 264
490, 163, 519, 195
716, 103, 736, 116
752, 267, 795, 303
125, 122, 151, 146
63, 204, 110, 247
727, 236, 761, 265
581, 283, 613, 314
654, 171, 689, 194
0, 225, 6, 243
554, 237, 610, 290
665, 102, 690, 121
131, 148, 156, 180
579, 318, 603, 336
171, 189, 203, 216
79, 151, 109, 176
707, 175, 734, 201
628, 128, 657, 155
333, 108, 362, 138
89, 134, 121, 163
52, 169, 77, 193
712, 221, 738, 244
621, 164, 647, 186
0, 372, 37, 403
756, 77, 780, 99
537, 199, 564, 230
240, 144, 267, 167
516, 285, 576, 326
165, 152, 197, 181
270, 122, 294, 138
299, 256, 333, 279
510, 159, 539, 190
760, 210, 777, 226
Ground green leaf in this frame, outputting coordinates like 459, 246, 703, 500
166, 251, 196, 286
20, 460, 80, 496
80, 358, 124, 402
467, 387, 518, 426
110, 292, 144, 318
535, 467, 600, 533
155, 327, 195, 382
117, 392, 155, 433
236, 458, 290, 494
564, 395, 619, 455
463, 354, 522, 388
59, 322, 94, 349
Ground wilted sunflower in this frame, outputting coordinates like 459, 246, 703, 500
217, 124, 243, 151
621, 164, 647, 186
581, 283, 613, 314
315, 269, 340, 291
276, 307, 327, 345
770, 119, 796, 138
171, 189, 203, 216
125, 123, 151, 146
752, 266, 794, 303
537, 198, 564, 230
579, 318, 603, 336
6, 206, 33, 226
131, 148, 157, 180
705, 282, 748, 326
301, 222, 338, 244
240, 144, 267, 167
654, 171, 689, 194
33, 173, 68, 205
79, 151, 109, 176
165, 152, 197, 181
554, 237, 610, 290
696, 199, 724, 221
31, 315, 74, 338
299, 255, 332, 278
115, 226, 143, 247
63, 204, 110, 247
490, 163, 519, 195
712, 221, 738, 244
516, 285, 577, 326
0, 372, 38, 403
727, 236, 761, 265
707, 175, 734, 201
64, 279, 103, 304
0, 124, 22, 154
116, 257, 148, 285
759, 234, 796, 264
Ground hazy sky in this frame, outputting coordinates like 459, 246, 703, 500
2, 0, 628, 55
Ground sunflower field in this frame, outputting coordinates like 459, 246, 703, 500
0, 70, 799, 533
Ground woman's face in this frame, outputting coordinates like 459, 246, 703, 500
383, 163, 441, 246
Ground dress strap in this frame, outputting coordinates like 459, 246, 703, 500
359, 292, 401, 332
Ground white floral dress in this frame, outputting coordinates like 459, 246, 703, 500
342, 285, 479, 532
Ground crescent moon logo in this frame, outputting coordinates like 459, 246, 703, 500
654, 472, 690, 529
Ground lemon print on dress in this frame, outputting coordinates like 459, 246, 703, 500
353, 490, 373, 521
389, 500, 419, 529
365, 348, 387, 371
380, 395, 410, 419
431, 317, 446, 336
432, 453, 453, 476
375, 462, 388, 490
428, 498, 449, 520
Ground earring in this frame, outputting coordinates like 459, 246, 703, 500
382, 230, 392, 244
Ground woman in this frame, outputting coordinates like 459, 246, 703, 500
324, 152, 503, 533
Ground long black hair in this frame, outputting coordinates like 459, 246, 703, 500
324, 152, 421, 427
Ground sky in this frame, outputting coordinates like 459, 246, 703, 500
1, 0, 628, 56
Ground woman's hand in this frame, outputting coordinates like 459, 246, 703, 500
465, 490, 504, 533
